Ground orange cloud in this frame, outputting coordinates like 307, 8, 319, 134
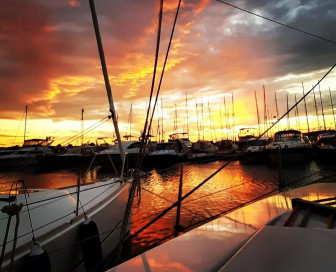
69, 1, 80, 7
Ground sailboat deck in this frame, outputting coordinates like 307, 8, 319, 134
112, 183, 336, 272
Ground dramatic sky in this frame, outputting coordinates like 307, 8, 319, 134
1, 0, 336, 146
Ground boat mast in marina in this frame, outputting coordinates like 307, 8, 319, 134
232, 92, 235, 141
294, 94, 301, 131
196, 101, 200, 140
224, 96, 229, 140
329, 87, 336, 130
161, 98, 164, 142
312, 87, 320, 131
318, 81, 326, 131
89, 0, 124, 162
185, 94, 189, 137
255, 90, 261, 136
275, 92, 280, 131
23, 105, 28, 144
286, 94, 290, 130
302, 82, 310, 133
81, 108, 84, 146
263, 86, 267, 137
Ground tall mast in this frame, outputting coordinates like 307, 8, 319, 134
318, 81, 326, 131
255, 90, 261, 136
329, 87, 336, 130
196, 101, 200, 140
224, 96, 228, 140
263, 85, 267, 136
232, 92, 235, 141
302, 82, 310, 133
294, 94, 300, 131
220, 108, 223, 140
81, 108, 84, 146
88, 0, 124, 162
201, 98, 204, 140
23, 105, 28, 144
275, 93, 280, 131
185, 93, 189, 137
174, 104, 177, 136
130, 103, 133, 140
161, 98, 164, 142
312, 87, 320, 130
286, 94, 290, 130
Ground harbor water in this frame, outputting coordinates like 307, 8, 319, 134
0, 159, 328, 258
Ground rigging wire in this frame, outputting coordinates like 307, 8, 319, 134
216, 0, 336, 45
146, 0, 182, 139
117, 0, 165, 261
12, 111, 25, 146
59, 115, 110, 146
131, 64, 336, 238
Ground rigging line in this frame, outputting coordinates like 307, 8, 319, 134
62, 118, 110, 146
64, 117, 110, 145
118, 0, 164, 260
12, 111, 25, 146
146, 0, 182, 139
215, 0, 336, 45
4, 182, 120, 246
59, 115, 109, 145
259, 64, 336, 138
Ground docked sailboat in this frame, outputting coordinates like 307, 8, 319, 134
0, 0, 132, 271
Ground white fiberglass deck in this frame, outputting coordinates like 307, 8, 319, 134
111, 183, 336, 272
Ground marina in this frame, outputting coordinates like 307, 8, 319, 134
1, 0, 336, 271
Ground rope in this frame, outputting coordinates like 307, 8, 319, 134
117, 0, 164, 262
216, 0, 336, 45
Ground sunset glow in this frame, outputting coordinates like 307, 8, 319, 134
1, 0, 336, 147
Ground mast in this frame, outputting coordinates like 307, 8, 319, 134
81, 108, 84, 146
224, 96, 228, 140
255, 91, 261, 136
275, 93, 280, 131
161, 98, 164, 142
185, 93, 189, 137
302, 82, 310, 133
201, 98, 204, 140
130, 103, 133, 140
174, 104, 177, 136
318, 81, 326, 131
88, 0, 124, 162
232, 92, 235, 141
220, 108, 223, 140
263, 85, 267, 136
312, 87, 320, 130
329, 87, 336, 130
286, 94, 290, 130
294, 94, 300, 131
23, 105, 28, 144
196, 101, 200, 140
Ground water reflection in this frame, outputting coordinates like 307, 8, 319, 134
0, 160, 330, 258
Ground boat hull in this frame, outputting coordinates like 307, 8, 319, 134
0, 181, 131, 271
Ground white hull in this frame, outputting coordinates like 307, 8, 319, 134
0, 179, 131, 271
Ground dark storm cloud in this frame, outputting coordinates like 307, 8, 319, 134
220, 0, 336, 74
